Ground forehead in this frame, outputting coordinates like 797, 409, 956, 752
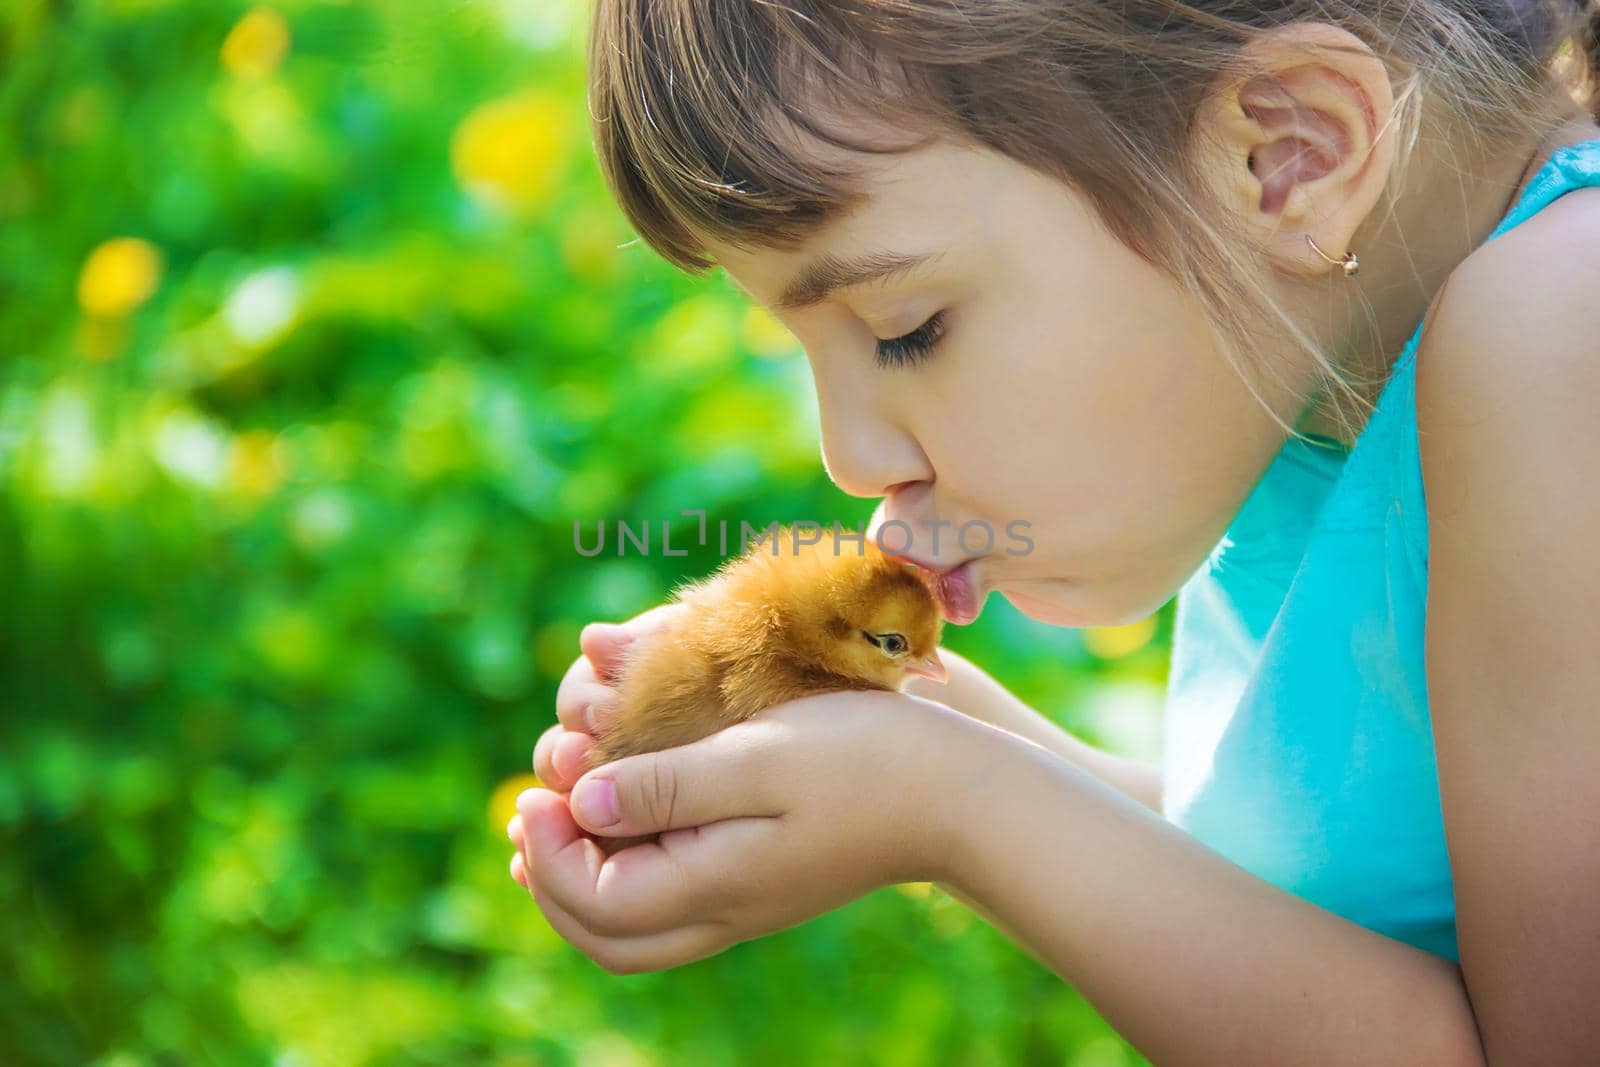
707, 136, 990, 309
697, 68, 977, 288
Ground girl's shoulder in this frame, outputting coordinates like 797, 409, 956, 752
1400, 139, 1600, 1005
1414, 181, 1600, 425
1408, 140, 1599, 670
1414, 127, 1600, 415
1392, 132, 1600, 412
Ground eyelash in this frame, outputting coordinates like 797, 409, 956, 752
874, 311, 948, 369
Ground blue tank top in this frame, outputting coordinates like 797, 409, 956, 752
1160, 135, 1600, 962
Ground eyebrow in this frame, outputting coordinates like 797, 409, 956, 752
775, 248, 946, 311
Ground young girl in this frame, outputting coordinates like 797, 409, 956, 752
510, 1, 1600, 1060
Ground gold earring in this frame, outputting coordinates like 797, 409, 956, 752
1306, 233, 1360, 278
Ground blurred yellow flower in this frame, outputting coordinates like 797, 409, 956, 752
77, 237, 162, 318
1082, 615, 1158, 660
488, 772, 544, 835
221, 7, 291, 80
450, 90, 570, 215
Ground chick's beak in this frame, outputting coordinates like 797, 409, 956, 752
904, 650, 949, 684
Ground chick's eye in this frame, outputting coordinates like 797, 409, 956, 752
874, 311, 947, 370
879, 633, 908, 655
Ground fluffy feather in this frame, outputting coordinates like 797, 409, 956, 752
584, 524, 946, 852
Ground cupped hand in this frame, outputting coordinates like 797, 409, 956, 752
507, 690, 971, 974
533, 602, 692, 794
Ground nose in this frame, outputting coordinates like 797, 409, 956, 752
813, 366, 928, 501
866, 483, 951, 567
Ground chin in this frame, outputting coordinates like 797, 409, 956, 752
997, 583, 1090, 627
997, 581, 1137, 629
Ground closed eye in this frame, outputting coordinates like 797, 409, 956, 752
874, 310, 948, 369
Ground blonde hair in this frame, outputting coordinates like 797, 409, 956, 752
587, 0, 1600, 442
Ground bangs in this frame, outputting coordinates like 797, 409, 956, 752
586, 0, 952, 273
583, 0, 1597, 447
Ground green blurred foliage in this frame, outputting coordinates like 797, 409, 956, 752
0, 1, 1168, 1063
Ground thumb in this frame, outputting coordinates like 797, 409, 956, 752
568, 727, 780, 836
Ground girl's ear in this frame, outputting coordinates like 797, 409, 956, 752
1192, 21, 1397, 278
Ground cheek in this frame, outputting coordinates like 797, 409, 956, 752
923, 309, 1184, 537
917, 296, 1267, 600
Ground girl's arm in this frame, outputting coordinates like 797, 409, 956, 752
932, 721, 1484, 1067
904, 647, 1164, 814
925, 237, 1600, 1065
520, 692, 1482, 1065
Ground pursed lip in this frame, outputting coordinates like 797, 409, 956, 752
885, 551, 987, 625
865, 496, 991, 622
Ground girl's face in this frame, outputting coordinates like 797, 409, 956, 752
708, 137, 1311, 628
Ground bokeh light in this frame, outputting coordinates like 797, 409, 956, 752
0, 4, 1164, 1065
1082, 616, 1159, 660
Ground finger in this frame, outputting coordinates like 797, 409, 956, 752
567, 721, 784, 838
578, 622, 636, 683
534, 724, 596, 792
555, 657, 621, 735
554, 650, 598, 726
522, 786, 662, 936
582, 603, 694, 682
559, 605, 696, 731
533, 723, 566, 789
554, 730, 596, 784
520, 785, 764, 942
511, 848, 529, 889
525, 856, 730, 975
508, 813, 535, 892
556, 680, 622, 736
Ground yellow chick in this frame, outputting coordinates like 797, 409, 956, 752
583, 524, 947, 852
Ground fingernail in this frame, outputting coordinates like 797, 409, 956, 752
575, 778, 619, 828
506, 815, 519, 841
